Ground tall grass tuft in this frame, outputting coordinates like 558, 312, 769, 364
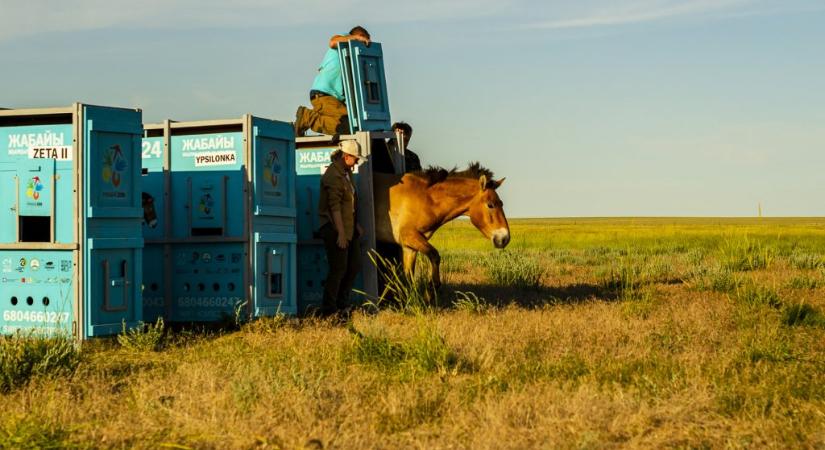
601, 259, 646, 301
0, 415, 77, 449
364, 251, 432, 315
786, 275, 823, 290
782, 303, 825, 327
733, 284, 782, 309
0, 332, 81, 393
690, 265, 743, 293
452, 291, 490, 314
117, 318, 166, 352
787, 251, 825, 270
481, 251, 544, 289
347, 320, 464, 376
719, 236, 775, 271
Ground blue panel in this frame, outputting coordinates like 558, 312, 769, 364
0, 164, 15, 243
252, 118, 296, 218
253, 235, 297, 316
295, 146, 336, 241
0, 250, 75, 336
0, 124, 75, 244
169, 243, 245, 322
169, 131, 245, 238
338, 41, 392, 132
85, 247, 142, 337
297, 244, 326, 314
83, 105, 144, 337
88, 131, 138, 211
141, 245, 166, 323
17, 159, 54, 217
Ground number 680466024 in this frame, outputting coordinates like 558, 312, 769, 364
2, 310, 69, 323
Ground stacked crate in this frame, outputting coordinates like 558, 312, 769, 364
142, 116, 296, 322
0, 104, 144, 338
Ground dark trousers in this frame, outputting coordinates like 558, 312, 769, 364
320, 223, 361, 314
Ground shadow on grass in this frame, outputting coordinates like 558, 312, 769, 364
440, 281, 617, 309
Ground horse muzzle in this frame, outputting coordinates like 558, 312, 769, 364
492, 228, 510, 248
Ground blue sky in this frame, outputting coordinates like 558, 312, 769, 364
2, 0, 824, 217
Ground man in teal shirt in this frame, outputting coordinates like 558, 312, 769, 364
295, 26, 371, 136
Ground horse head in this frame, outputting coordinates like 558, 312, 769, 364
142, 192, 158, 229
467, 175, 510, 249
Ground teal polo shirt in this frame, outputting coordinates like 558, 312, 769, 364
310, 47, 345, 102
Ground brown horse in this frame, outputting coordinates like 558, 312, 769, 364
373, 163, 510, 290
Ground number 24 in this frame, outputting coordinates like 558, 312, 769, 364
142, 141, 162, 159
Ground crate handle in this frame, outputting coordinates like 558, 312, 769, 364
101, 259, 129, 312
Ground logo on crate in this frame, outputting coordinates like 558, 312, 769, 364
2, 258, 11, 273
198, 193, 215, 216
25, 176, 44, 201
264, 151, 282, 188
102, 144, 127, 194
30, 259, 40, 271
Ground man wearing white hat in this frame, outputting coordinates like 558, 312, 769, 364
317, 140, 365, 317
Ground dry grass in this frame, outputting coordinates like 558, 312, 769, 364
2, 218, 825, 449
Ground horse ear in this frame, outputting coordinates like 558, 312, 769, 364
493, 178, 506, 189
478, 175, 487, 191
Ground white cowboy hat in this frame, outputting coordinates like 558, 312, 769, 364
339, 140, 364, 159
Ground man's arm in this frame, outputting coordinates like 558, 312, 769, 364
329, 34, 370, 49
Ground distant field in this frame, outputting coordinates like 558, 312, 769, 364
2, 218, 824, 449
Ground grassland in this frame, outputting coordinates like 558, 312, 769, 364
2, 218, 825, 449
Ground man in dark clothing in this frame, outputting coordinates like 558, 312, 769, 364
318, 140, 364, 317
390, 121, 422, 172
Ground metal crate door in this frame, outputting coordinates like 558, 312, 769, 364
253, 233, 297, 316
86, 243, 141, 336
83, 106, 144, 336
252, 118, 296, 218
338, 41, 392, 132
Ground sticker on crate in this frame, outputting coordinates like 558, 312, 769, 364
29, 146, 72, 161
2, 125, 72, 157
173, 132, 242, 169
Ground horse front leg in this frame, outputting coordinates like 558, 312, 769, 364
402, 247, 418, 282
400, 231, 441, 295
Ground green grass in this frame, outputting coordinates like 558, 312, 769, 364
481, 250, 545, 289
1, 218, 824, 449
782, 303, 825, 327
0, 332, 81, 393
719, 235, 776, 271
117, 317, 167, 352
733, 283, 783, 309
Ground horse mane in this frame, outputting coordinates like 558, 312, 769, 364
411, 162, 495, 188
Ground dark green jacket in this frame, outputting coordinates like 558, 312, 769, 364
319, 161, 356, 238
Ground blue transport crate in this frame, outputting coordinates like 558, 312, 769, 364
337, 41, 393, 133
141, 116, 297, 321
0, 104, 144, 339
